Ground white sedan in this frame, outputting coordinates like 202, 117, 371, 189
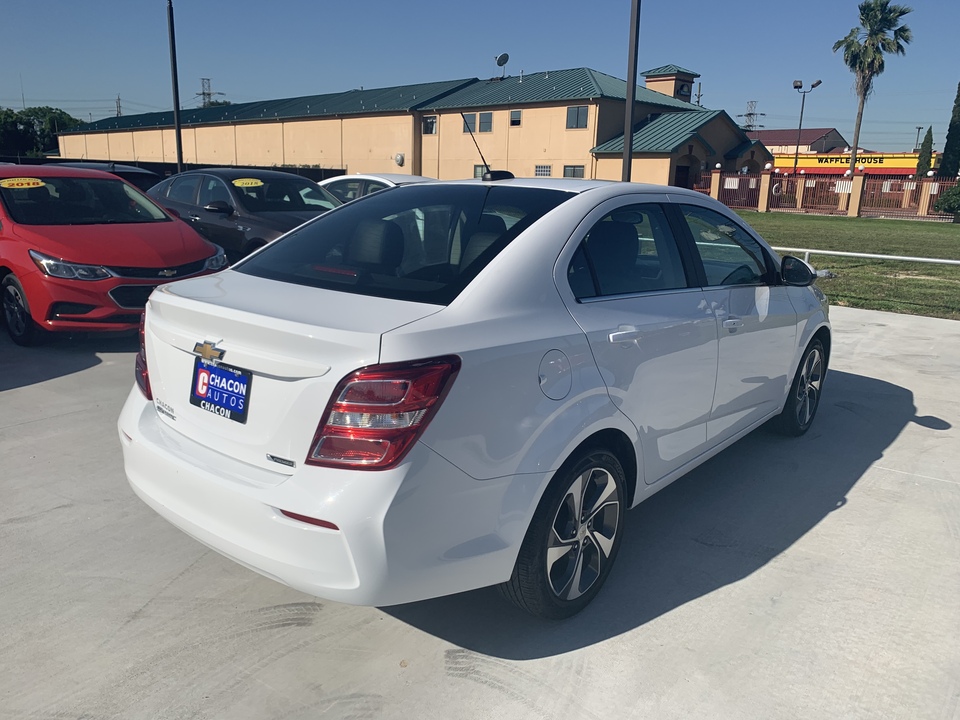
118, 175, 829, 619
317, 173, 434, 203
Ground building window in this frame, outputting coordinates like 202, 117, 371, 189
566, 106, 588, 129
474, 165, 486, 178
422, 116, 437, 135
462, 113, 476, 133
478, 112, 492, 133
535, 165, 552, 177
563, 165, 585, 178
510, 110, 522, 127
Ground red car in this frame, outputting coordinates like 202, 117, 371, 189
0, 166, 226, 345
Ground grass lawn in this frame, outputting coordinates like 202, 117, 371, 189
736, 211, 960, 320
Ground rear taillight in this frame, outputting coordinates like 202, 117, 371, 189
306, 355, 460, 470
135, 311, 152, 400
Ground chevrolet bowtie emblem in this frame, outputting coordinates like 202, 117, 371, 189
193, 341, 225, 362
158, 269, 177, 277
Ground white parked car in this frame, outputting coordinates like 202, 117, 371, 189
317, 172, 434, 203
118, 175, 830, 619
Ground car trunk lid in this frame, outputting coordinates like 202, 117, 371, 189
143, 271, 442, 478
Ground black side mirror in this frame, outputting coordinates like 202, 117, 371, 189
203, 200, 233, 215
781, 256, 816, 286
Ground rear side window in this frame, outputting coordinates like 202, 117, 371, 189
569, 204, 689, 299
678, 205, 768, 286
235, 184, 572, 305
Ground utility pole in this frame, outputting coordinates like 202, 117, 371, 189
621, 0, 641, 182
915, 126, 923, 152
167, 0, 184, 173
116, 95, 122, 117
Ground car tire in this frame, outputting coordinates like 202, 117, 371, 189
775, 338, 826, 436
2, 274, 45, 346
499, 448, 626, 619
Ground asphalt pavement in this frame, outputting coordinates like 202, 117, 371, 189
1, 306, 958, 720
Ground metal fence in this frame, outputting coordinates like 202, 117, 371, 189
860, 175, 922, 219
769, 176, 799, 211
718, 173, 761, 209
927, 179, 959, 221
800, 176, 851, 215
692, 172, 712, 195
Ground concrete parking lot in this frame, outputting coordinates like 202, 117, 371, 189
1, 306, 958, 720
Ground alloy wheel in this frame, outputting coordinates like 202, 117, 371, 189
3, 282, 28, 338
546, 466, 620, 600
795, 346, 824, 428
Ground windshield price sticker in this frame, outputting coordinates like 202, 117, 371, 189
189, 357, 252, 424
232, 178, 264, 187
0, 177, 46, 189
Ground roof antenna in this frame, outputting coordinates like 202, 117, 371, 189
495, 52, 509, 79
459, 111, 514, 181
460, 111, 489, 174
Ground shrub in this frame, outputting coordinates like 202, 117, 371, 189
933, 185, 960, 216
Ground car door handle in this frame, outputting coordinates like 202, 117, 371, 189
722, 318, 744, 330
188, 214, 201, 221
608, 325, 642, 344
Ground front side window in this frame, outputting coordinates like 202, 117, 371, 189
236, 184, 573, 306
462, 113, 476, 133
678, 205, 768, 286
510, 110, 522, 127
563, 165, 585, 178
324, 179, 363, 203
0, 176, 170, 226
566, 106, 588, 129
568, 204, 689, 299
478, 112, 493, 133
422, 116, 437, 135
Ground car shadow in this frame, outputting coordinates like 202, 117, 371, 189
0, 330, 138, 392
383, 370, 945, 659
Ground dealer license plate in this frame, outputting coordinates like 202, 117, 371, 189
189, 357, 252, 424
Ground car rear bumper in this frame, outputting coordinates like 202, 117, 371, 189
118, 387, 539, 606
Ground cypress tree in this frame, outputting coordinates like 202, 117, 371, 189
940, 81, 960, 178
915, 126, 933, 178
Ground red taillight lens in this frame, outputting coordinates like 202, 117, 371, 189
306, 355, 461, 470
135, 311, 152, 400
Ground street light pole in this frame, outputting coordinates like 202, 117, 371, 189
622, 0, 641, 182
792, 79, 821, 175
167, 0, 184, 173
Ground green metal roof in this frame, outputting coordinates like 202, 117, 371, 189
592, 109, 727, 153
724, 138, 771, 160
420, 67, 699, 111
63, 78, 476, 134
641, 64, 700, 78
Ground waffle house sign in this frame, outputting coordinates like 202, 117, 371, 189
773, 152, 936, 175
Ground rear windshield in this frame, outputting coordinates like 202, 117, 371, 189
0, 176, 170, 225
232, 177, 340, 213
234, 184, 572, 305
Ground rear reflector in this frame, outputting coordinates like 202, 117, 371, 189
306, 355, 460, 470
279, 510, 339, 530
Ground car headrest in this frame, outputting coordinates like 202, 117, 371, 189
345, 218, 404, 271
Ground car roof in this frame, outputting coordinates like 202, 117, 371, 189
323, 173, 435, 185
172, 167, 319, 182
55, 162, 160, 176
394, 176, 706, 199
0, 165, 120, 180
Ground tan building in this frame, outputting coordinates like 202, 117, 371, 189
58, 65, 770, 188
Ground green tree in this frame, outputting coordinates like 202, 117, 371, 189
0, 107, 34, 157
939, 81, 960, 178
915, 125, 933, 178
18, 107, 82, 154
833, 0, 912, 170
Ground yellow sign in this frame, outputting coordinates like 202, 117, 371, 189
232, 178, 264, 187
0, 177, 46, 189
774, 153, 929, 171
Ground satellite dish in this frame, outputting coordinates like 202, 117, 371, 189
496, 53, 509, 67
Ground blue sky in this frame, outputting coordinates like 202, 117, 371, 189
2, 0, 955, 152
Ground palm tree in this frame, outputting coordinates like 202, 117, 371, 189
833, 0, 912, 169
